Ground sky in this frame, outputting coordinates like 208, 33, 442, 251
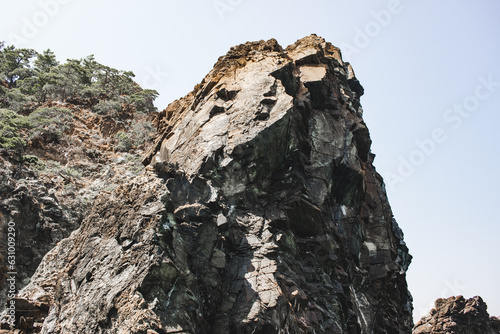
1, 0, 499, 323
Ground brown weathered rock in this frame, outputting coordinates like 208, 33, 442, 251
3, 35, 413, 333
413, 296, 500, 334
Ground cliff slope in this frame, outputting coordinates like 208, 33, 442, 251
4, 35, 413, 333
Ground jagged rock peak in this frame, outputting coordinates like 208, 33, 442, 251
413, 296, 500, 334
144, 34, 364, 172
209, 34, 343, 77
5, 36, 412, 333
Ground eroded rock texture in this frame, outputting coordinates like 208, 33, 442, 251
413, 296, 500, 334
5, 35, 412, 333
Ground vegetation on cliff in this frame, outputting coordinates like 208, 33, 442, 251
0, 42, 159, 320
0, 41, 158, 153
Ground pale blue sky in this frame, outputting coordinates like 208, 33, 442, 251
1, 0, 499, 322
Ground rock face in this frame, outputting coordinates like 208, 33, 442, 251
4, 35, 413, 333
413, 296, 500, 334
0, 151, 79, 310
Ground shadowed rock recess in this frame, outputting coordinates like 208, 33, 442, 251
6, 35, 413, 333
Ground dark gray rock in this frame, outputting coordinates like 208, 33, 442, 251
0, 152, 81, 314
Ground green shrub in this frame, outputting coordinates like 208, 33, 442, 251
129, 164, 144, 175
130, 120, 154, 147
4, 88, 35, 112
115, 131, 133, 151
27, 107, 73, 143
0, 107, 74, 151
42, 160, 81, 178
130, 89, 158, 113
0, 108, 29, 150
80, 86, 102, 100
123, 153, 144, 175
62, 166, 82, 178
22, 154, 46, 170
92, 99, 122, 114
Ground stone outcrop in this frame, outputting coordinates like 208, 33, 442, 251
3, 35, 413, 333
413, 296, 500, 334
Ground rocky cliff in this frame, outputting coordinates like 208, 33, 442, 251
0, 102, 154, 324
413, 296, 500, 334
2, 35, 413, 333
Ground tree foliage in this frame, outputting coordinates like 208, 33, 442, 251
0, 44, 37, 89
0, 42, 159, 153
0, 42, 158, 113
0, 107, 73, 150
0, 108, 29, 150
